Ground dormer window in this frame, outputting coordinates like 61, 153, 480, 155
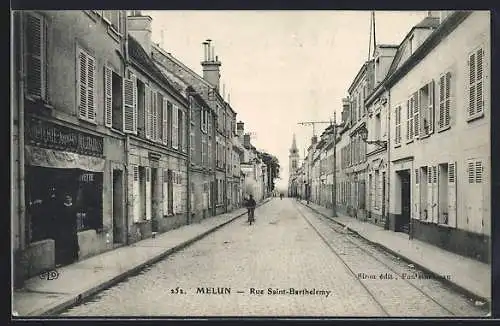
409, 35, 414, 55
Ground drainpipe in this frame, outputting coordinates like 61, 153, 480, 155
18, 12, 26, 252
186, 94, 192, 224
123, 12, 130, 244
224, 103, 228, 213
384, 85, 391, 231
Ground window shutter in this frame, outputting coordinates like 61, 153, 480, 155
447, 162, 457, 227
438, 75, 445, 129
132, 165, 140, 222
86, 55, 96, 121
476, 48, 484, 115
162, 169, 168, 216
167, 170, 173, 215
162, 98, 168, 145
432, 166, 438, 224
468, 53, 476, 117
145, 167, 151, 220
427, 165, 433, 222
144, 85, 151, 139
428, 80, 435, 134
445, 72, 451, 127
151, 91, 157, 141
172, 105, 179, 149
104, 66, 113, 127
414, 168, 420, 220
207, 136, 211, 168
182, 111, 187, 152
475, 160, 484, 231
25, 13, 46, 99
77, 49, 88, 119
414, 93, 419, 138
122, 75, 135, 133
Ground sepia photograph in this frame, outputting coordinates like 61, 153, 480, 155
11, 9, 492, 318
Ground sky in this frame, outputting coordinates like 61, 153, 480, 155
145, 10, 430, 191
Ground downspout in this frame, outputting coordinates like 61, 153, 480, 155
224, 103, 228, 212
384, 85, 391, 231
123, 12, 130, 244
18, 12, 26, 252
186, 94, 192, 224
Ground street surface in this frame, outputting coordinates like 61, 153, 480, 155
60, 198, 488, 317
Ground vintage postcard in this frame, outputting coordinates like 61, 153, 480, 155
11, 9, 492, 318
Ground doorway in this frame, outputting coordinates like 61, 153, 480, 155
399, 170, 411, 234
382, 172, 386, 222
151, 168, 158, 232
112, 169, 124, 245
368, 174, 372, 219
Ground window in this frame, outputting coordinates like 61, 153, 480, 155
162, 97, 168, 145
406, 97, 414, 141
202, 134, 207, 166
207, 136, 212, 169
438, 72, 451, 129
102, 10, 122, 34
418, 81, 435, 137
413, 92, 420, 139
394, 105, 402, 146
438, 163, 449, 224
157, 92, 164, 142
468, 47, 485, 120
77, 47, 96, 122
25, 12, 48, 100
409, 35, 414, 55
375, 113, 381, 140
172, 105, 179, 149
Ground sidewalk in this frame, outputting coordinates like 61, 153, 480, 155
12, 198, 272, 317
299, 200, 491, 303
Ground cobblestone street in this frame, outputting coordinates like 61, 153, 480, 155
60, 199, 488, 317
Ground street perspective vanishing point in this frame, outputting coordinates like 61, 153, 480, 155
11, 9, 491, 319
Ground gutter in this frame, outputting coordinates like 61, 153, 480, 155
186, 94, 192, 224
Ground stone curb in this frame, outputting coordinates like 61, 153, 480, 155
31, 198, 273, 316
299, 201, 490, 305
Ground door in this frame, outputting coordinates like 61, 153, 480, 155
382, 172, 386, 220
112, 169, 124, 244
368, 174, 372, 219
400, 170, 411, 234
151, 168, 158, 232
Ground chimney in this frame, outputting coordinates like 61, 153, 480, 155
128, 13, 153, 55
341, 97, 350, 123
237, 121, 244, 139
311, 135, 318, 145
201, 39, 222, 90
243, 133, 251, 148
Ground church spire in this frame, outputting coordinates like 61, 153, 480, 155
290, 133, 298, 153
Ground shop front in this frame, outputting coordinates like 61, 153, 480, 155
23, 118, 105, 276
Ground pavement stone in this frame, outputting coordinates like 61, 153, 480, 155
12, 199, 271, 317
300, 200, 491, 302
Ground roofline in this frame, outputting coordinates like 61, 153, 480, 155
366, 11, 471, 106
347, 61, 370, 94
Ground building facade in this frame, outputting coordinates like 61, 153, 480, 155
13, 10, 129, 282
386, 11, 490, 262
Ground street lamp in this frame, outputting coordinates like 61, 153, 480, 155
359, 125, 387, 149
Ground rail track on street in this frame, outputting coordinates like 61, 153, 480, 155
294, 201, 486, 317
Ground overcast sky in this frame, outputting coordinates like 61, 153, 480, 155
145, 10, 429, 190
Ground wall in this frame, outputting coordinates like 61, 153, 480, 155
388, 12, 490, 260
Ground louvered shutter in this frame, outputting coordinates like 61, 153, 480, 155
162, 98, 168, 144
132, 74, 137, 132
123, 75, 135, 133
414, 93, 419, 138
151, 91, 157, 141
419, 89, 426, 136
414, 168, 420, 220
427, 166, 433, 222
77, 49, 88, 119
466, 161, 475, 231
132, 165, 140, 222
438, 75, 445, 129
104, 66, 113, 127
445, 72, 451, 127
86, 55, 96, 121
476, 48, 484, 115
182, 111, 187, 152
162, 169, 168, 216
432, 166, 438, 224
25, 13, 46, 99
144, 85, 151, 139
428, 80, 435, 134
475, 161, 484, 232
145, 167, 151, 220
172, 105, 179, 149
468, 52, 476, 117
447, 162, 457, 227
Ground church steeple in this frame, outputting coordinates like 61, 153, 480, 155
289, 133, 300, 175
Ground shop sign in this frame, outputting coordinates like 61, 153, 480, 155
26, 118, 104, 157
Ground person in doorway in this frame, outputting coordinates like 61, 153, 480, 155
55, 194, 79, 266
280, 193, 283, 200
245, 194, 257, 224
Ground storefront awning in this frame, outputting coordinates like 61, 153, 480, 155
25, 145, 105, 172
